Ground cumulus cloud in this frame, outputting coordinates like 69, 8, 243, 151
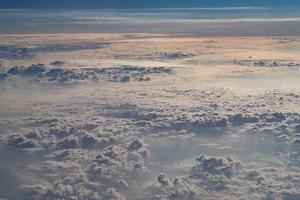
0, 42, 109, 60
0, 64, 175, 83
233, 59, 300, 67
1, 35, 300, 200
2, 83, 300, 200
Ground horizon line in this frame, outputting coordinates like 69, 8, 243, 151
1, 6, 300, 10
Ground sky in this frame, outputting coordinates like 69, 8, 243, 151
1, 0, 300, 35
1, 6, 300, 35
0, 0, 300, 9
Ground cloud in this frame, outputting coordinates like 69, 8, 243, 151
0, 64, 175, 83
0, 42, 109, 60
1, 57, 300, 200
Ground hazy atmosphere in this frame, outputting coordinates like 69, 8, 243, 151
1, 1, 300, 200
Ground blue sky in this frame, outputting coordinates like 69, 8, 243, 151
0, 0, 300, 9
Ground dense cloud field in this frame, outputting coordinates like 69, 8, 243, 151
1, 34, 300, 199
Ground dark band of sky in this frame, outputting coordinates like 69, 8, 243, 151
1, 0, 300, 9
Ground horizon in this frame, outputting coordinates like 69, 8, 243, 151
1, 7, 300, 36
1, 6, 300, 10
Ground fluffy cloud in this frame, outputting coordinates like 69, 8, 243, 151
0, 64, 175, 83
